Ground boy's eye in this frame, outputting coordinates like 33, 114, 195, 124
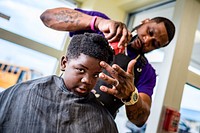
77, 68, 85, 73
94, 74, 99, 78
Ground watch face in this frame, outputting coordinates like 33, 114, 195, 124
133, 93, 138, 101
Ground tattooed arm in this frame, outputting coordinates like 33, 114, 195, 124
40, 7, 92, 31
125, 93, 151, 127
40, 7, 132, 47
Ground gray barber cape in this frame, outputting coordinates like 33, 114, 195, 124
0, 75, 118, 133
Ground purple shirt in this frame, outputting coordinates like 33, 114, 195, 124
127, 46, 156, 97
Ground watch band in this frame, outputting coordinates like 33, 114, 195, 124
121, 87, 139, 106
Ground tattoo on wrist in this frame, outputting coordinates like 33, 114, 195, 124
127, 107, 145, 121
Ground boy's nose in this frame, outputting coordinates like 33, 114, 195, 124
81, 76, 92, 85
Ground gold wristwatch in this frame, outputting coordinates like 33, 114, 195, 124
121, 87, 139, 106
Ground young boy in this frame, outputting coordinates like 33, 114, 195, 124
0, 33, 118, 133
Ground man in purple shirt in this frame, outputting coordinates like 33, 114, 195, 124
40, 7, 175, 127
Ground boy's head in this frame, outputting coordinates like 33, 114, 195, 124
60, 33, 114, 96
66, 33, 113, 64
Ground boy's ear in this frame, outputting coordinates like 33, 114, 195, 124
60, 56, 67, 71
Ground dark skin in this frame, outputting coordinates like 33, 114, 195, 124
41, 8, 169, 126
132, 19, 169, 53
60, 53, 102, 97
99, 20, 168, 126
99, 59, 151, 126
40, 7, 132, 48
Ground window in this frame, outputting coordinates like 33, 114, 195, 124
180, 84, 200, 133
0, 0, 76, 90
0, 39, 57, 76
0, 0, 76, 49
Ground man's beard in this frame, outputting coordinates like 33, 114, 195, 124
129, 34, 144, 54
129, 24, 145, 54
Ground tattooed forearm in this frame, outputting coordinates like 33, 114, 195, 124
125, 98, 150, 126
127, 105, 146, 121
40, 8, 93, 31
54, 10, 83, 26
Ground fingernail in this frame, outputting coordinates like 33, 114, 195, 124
99, 73, 104, 78
113, 64, 117, 69
100, 61, 105, 66
100, 86, 107, 92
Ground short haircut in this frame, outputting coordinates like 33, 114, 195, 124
67, 33, 114, 64
151, 17, 175, 47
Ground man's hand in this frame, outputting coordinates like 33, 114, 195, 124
96, 17, 132, 49
99, 56, 151, 126
99, 58, 137, 99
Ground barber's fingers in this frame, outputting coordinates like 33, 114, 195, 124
126, 55, 140, 75
99, 20, 131, 48
113, 57, 137, 76
103, 21, 122, 40
100, 85, 119, 97
117, 26, 132, 48
111, 64, 127, 78
111, 59, 136, 80
99, 59, 136, 81
100, 61, 118, 79
98, 19, 118, 40
107, 23, 123, 41
108, 24, 132, 48
127, 59, 137, 75
99, 73, 119, 86
100, 85, 129, 99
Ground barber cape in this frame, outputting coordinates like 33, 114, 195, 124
0, 75, 118, 133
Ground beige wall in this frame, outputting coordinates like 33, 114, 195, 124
76, 0, 163, 21
77, 0, 126, 21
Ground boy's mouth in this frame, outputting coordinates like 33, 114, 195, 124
77, 87, 88, 94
